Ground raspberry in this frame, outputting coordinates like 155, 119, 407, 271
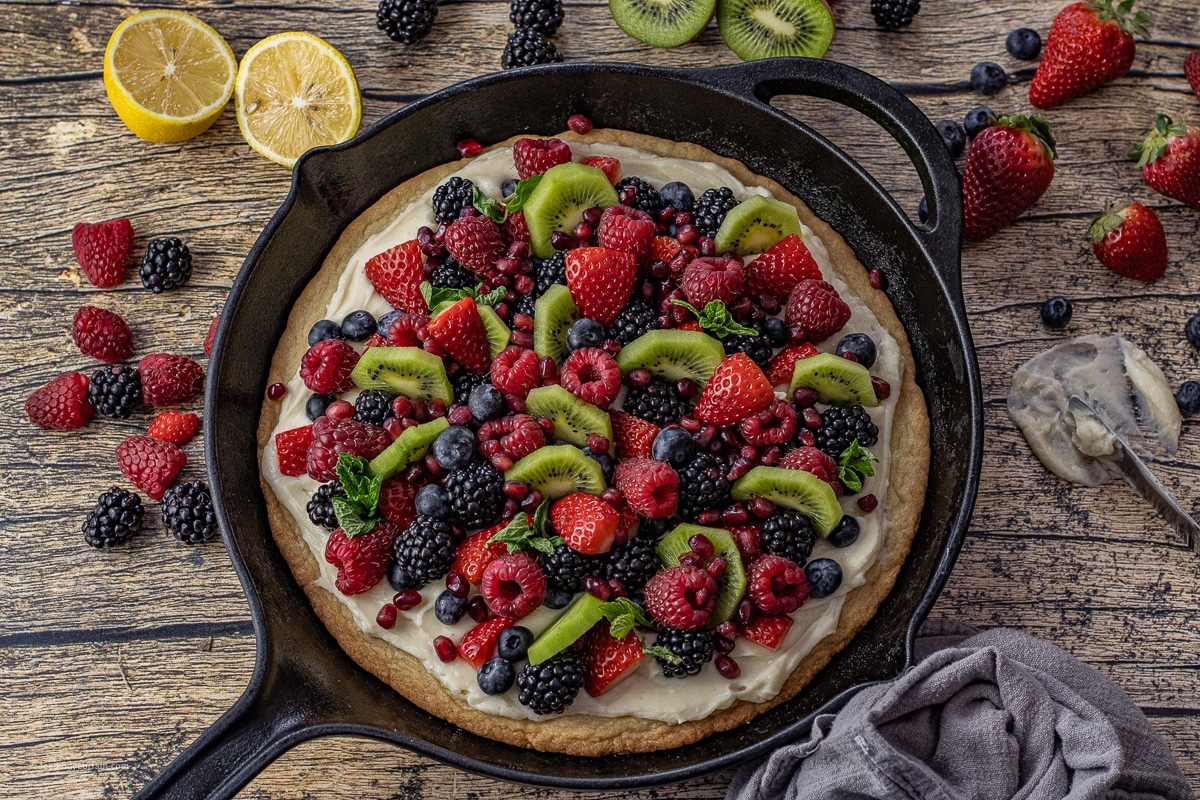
385, 310, 428, 347
204, 314, 220, 357
379, 477, 418, 529
477, 414, 546, 469
325, 522, 401, 596
25, 372, 94, 430
681, 257, 744, 307
149, 410, 202, 446
513, 137, 572, 180
274, 424, 314, 477
779, 446, 841, 495
596, 204, 655, 263
643, 565, 717, 630
72, 218, 133, 288
299, 339, 359, 395
613, 457, 679, 519
747, 554, 809, 615
139, 353, 205, 407
115, 435, 187, 499
443, 215, 505, 277
305, 415, 392, 481
480, 552, 546, 618
503, 210, 530, 245
739, 400, 797, 446
490, 345, 541, 397
785, 279, 851, 344
72, 306, 134, 363
559, 348, 621, 409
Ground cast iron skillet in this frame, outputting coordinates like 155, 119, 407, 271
135, 58, 981, 799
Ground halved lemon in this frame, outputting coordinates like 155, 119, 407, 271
103, 10, 237, 143
234, 32, 362, 167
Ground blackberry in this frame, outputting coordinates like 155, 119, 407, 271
510, 0, 564, 36
814, 406, 879, 458
516, 651, 585, 714
431, 257, 475, 289
534, 251, 567, 295
760, 510, 815, 565
603, 536, 659, 601
721, 321, 772, 368
83, 487, 143, 548
870, 0, 920, 28
540, 542, 602, 595
162, 481, 219, 544
376, 0, 438, 44
451, 369, 491, 403
87, 365, 142, 419
353, 389, 395, 427
623, 379, 692, 428
444, 461, 505, 528
432, 177, 474, 225
676, 453, 731, 521
615, 177, 662, 216
307, 482, 346, 530
608, 298, 657, 345
392, 514, 456, 587
635, 515, 672, 543
515, 293, 537, 318
653, 627, 714, 678
692, 188, 738, 239
501, 28, 563, 69
140, 237, 192, 293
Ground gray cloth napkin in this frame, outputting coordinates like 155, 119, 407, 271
727, 620, 1193, 800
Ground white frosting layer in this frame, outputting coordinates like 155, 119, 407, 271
262, 142, 903, 723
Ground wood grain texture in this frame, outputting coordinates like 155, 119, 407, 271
1, 0, 1199, 795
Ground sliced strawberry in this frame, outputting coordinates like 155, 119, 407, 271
148, 410, 202, 446
581, 155, 620, 184
453, 523, 510, 585
744, 234, 822, 298
550, 492, 619, 555
610, 409, 659, 459
650, 236, 683, 264
583, 624, 644, 697
766, 344, 820, 387
365, 240, 426, 313
458, 616, 517, 669
426, 296, 491, 373
693, 353, 775, 427
274, 425, 314, 477
597, 204, 654, 263
565, 246, 637, 326
613, 457, 679, 519
741, 614, 793, 650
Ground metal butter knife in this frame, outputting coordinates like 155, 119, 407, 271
1067, 395, 1200, 554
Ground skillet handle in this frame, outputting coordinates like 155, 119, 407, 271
688, 59, 963, 302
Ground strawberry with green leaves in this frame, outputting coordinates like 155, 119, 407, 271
963, 115, 1057, 242
1088, 203, 1168, 281
1132, 114, 1200, 211
1030, 0, 1150, 109
426, 296, 492, 373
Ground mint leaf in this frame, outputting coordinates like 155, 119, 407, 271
471, 185, 506, 224
419, 281, 434, 310
642, 644, 682, 663
502, 174, 542, 215
837, 439, 878, 494
488, 510, 563, 554
332, 496, 379, 538
532, 497, 550, 537
599, 598, 653, 639
335, 453, 382, 517
668, 299, 757, 338
476, 285, 507, 307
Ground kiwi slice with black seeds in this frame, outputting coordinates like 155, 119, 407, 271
788, 352, 878, 407
731, 466, 843, 536
350, 346, 454, 404
525, 384, 614, 447
527, 592, 606, 665
533, 284, 580, 365
369, 417, 448, 478
615, 329, 726, 386
609, 0, 717, 48
716, 0, 834, 62
714, 195, 802, 255
505, 444, 606, 498
524, 163, 620, 259
656, 524, 747, 624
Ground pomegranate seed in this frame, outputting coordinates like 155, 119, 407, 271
550, 231, 577, 250
726, 458, 753, 482
840, 351, 859, 363
697, 509, 721, 525
502, 497, 519, 517
858, 494, 879, 513
519, 493, 541, 513
503, 480, 530, 500
267, 382, 287, 400
376, 603, 398, 629
538, 357, 559, 382
446, 572, 469, 598
675, 224, 699, 246
514, 275, 535, 296
383, 416, 405, 440
424, 454, 445, 479
403, 464, 425, 484
492, 274, 512, 288
869, 268, 886, 291
507, 241, 529, 259
585, 576, 612, 601
456, 138, 483, 157
325, 400, 354, 420
507, 329, 532, 350
567, 113, 593, 134
675, 379, 698, 399
505, 393, 527, 412
748, 497, 775, 519
715, 654, 741, 679
678, 552, 703, 568
733, 527, 761, 561
411, 399, 429, 421
689, 534, 715, 560
467, 596, 490, 623
536, 416, 555, 436
729, 297, 754, 317
393, 589, 422, 610
798, 429, 816, 447
447, 404, 473, 426
399, 418, 418, 432
392, 396, 414, 419
573, 222, 594, 241
802, 408, 823, 429
679, 416, 701, 432
695, 426, 716, 448
761, 446, 781, 466
494, 455, 516, 473
759, 294, 781, 314
512, 312, 535, 332
608, 578, 628, 598
434, 635, 457, 663
737, 599, 758, 627
721, 504, 749, 525
714, 635, 735, 655
872, 377, 892, 400
698, 236, 716, 256
706, 557, 727, 580
626, 368, 652, 388
586, 434, 610, 454
717, 621, 741, 641
602, 339, 622, 357
619, 186, 637, 205
740, 445, 759, 462
417, 227, 443, 257
611, 527, 628, 547
600, 487, 623, 507
582, 206, 604, 226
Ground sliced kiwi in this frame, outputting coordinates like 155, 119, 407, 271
525, 384, 614, 447
731, 466, 843, 536
369, 417, 448, 479
528, 592, 606, 665
715, 195, 802, 255
477, 304, 512, 359
615, 329, 726, 387
788, 352, 878, 407
524, 163, 620, 259
533, 284, 580, 364
609, 0, 717, 48
505, 444, 606, 498
656, 524, 746, 624
350, 346, 454, 404
716, 0, 834, 62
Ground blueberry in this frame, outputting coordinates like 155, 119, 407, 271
652, 425, 695, 467
340, 310, 376, 342
584, 448, 615, 483
566, 318, 607, 351
1040, 297, 1072, 329
1006, 28, 1042, 60
388, 563, 419, 591
501, 178, 518, 197
827, 516, 861, 548
658, 181, 695, 213
468, 383, 506, 422
544, 588, 574, 609
805, 558, 843, 599
477, 657, 516, 695
376, 309, 404, 337
918, 196, 929, 223
415, 484, 451, 518
308, 319, 342, 346
970, 62, 1008, 96
1185, 312, 1200, 350
305, 393, 336, 421
835, 333, 877, 369
1176, 381, 1200, 416
497, 625, 534, 661
435, 589, 469, 624
935, 120, 967, 159
764, 317, 789, 347
964, 106, 995, 139
433, 425, 477, 471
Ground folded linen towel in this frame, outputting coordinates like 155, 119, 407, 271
727, 619, 1193, 800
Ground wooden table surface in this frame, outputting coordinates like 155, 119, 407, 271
3, 0, 1199, 796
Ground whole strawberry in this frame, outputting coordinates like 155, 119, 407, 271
425, 296, 491, 373
72, 218, 133, 288
72, 306, 134, 364
963, 115, 1057, 242
565, 247, 637, 326
1088, 203, 1168, 281
1030, 0, 1150, 109
139, 353, 205, 407
444, 214, 505, 277
1187, 50, 1200, 102
681, 257, 744, 307
693, 352, 774, 427
784, 280, 850, 343
116, 435, 187, 499
26, 372, 94, 430
364, 240, 427, 314
324, 522, 401, 596
1132, 114, 1200, 211
744, 234, 822, 298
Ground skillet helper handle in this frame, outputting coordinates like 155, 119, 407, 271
690, 59, 964, 303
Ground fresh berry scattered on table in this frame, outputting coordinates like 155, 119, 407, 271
871, 0, 920, 29
376, 0, 438, 44
969, 62, 1009, 96
1175, 382, 1200, 416
935, 120, 967, 159
1088, 203, 1168, 282
964, 107, 994, 139
72, 218, 133, 288
1030, 0, 1150, 109
962, 115, 1057, 242
1132, 115, 1200, 211
1041, 297, 1073, 329
1005, 27, 1042, 60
